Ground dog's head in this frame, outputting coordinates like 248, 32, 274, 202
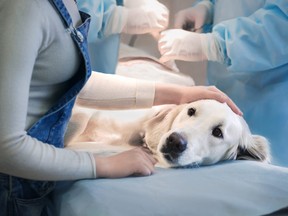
142, 100, 270, 167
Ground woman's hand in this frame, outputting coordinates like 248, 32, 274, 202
179, 85, 243, 115
154, 84, 243, 116
95, 147, 157, 178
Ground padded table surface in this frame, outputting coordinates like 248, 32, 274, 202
53, 161, 288, 216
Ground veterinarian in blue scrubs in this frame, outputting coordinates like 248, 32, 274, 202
77, 0, 169, 74
158, 0, 288, 166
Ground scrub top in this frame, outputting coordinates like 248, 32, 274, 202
207, 0, 288, 166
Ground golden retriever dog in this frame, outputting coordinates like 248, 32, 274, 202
65, 99, 270, 168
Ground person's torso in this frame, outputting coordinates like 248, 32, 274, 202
27, 0, 82, 129
212, 0, 265, 24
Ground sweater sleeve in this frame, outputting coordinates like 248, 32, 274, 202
0, 0, 96, 181
76, 71, 156, 109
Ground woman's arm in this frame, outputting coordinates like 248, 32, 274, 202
0, 0, 95, 181
77, 71, 242, 115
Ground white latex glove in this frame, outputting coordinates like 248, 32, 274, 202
174, 1, 213, 32
105, 3, 168, 35
122, 1, 169, 35
123, 0, 166, 10
158, 29, 223, 63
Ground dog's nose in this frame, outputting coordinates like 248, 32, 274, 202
162, 132, 187, 154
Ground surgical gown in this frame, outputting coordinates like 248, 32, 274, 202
77, 0, 123, 74
207, 0, 288, 166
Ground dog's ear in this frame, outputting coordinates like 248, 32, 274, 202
237, 135, 271, 163
144, 105, 179, 129
236, 117, 271, 163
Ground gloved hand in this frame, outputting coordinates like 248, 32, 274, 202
106, 0, 169, 35
122, 0, 169, 35
158, 29, 223, 63
123, 0, 164, 8
174, 1, 213, 32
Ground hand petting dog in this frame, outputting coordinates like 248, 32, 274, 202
154, 83, 243, 116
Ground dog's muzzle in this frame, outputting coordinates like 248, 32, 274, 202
160, 132, 187, 163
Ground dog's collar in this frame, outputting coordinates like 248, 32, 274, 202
142, 138, 150, 150
142, 137, 157, 155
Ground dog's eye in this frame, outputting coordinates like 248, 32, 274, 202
187, 108, 196, 117
212, 127, 223, 138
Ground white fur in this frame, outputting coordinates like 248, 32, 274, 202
66, 100, 271, 168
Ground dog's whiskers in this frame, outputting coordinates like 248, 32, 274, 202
194, 162, 200, 168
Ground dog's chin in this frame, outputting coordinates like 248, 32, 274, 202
155, 153, 178, 168
162, 153, 180, 166
158, 153, 200, 168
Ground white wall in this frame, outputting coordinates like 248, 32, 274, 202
121, 0, 207, 85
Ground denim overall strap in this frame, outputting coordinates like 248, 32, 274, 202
0, 1, 92, 216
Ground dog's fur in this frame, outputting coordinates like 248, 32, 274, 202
66, 99, 270, 168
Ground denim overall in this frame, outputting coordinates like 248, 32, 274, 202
0, 0, 91, 215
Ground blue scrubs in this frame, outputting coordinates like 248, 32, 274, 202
77, 0, 123, 74
207, 0, 288, 166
